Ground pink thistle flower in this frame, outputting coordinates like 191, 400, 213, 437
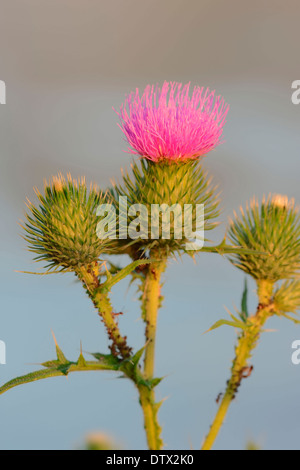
116, 81, 229, 163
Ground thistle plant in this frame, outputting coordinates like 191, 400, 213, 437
113, 81, 230, 444
1, 81, 299, 451
202, 195, 300, 450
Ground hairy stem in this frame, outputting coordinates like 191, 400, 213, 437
77, 262, 132, 358
202, 281, 274, 450
143, 258, 166, 379
137, 254, 166, 450
78, 261, 163, 450
137, 384, 163, 450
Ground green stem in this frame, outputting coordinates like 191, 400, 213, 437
257, 279, 274, 306
202, 282, 274, 450
138, 255, 166, 450
143, 258, 166, 379
78, 261, 164, 450
137, 384, 163, 450
77, 263, 132, 359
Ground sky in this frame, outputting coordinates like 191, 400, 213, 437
1, 0, 300, 450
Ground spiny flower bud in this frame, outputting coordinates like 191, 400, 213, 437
23, 174, 115, 272
110, 159, 220, 255
228, 194, 300, 281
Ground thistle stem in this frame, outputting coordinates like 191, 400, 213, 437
77, 263, 131, 359
202, 281, 274, 450
138, 384, 163, 450
143, 258, 166, 379
78, 261, 163, 450
138, 254, 166, 450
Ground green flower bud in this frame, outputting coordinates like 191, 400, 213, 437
228, 194, 300, 281
23, 174, 115, 271
110, 159, 220, 256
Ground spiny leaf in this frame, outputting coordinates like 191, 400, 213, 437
100, 259, 153, 292
41, 360, 59, 368
130, 344, 147, 368
0, 369, 67, 396
15, 268, 66, 275
0, 360, 125, 397
57, 363, 72, 375
154, 398, 167, 413
134, 375, 152, 389
224, 306, 244, 324
201, 242, 266, 256
90, 352, 121, 369
150, 377, 164, 389
204, 319, 247, 334
77, 354, 87, 368
51, 331, 67, 364
77, 342, 87, 368
107, 261, 122, 275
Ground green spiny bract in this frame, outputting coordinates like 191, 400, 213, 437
109, 159, 220, 256
274, 280, 300, 321
228, 194, 300, 281
23, 173, 115, 272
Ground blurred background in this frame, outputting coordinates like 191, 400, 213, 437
1, 0, 300, 450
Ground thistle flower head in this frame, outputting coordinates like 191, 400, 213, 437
110, 159, 220, 256
23, 174, 114, 272
228, 194, 300, 282
116, 81, 229, 163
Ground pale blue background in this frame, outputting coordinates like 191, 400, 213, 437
1, 0, 300, 450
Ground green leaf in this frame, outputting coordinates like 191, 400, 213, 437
0, 369, 66, 396
77, 354, 87, 368
100, 259, 153, 292
107, 261, 122, 275
55, 346, 67, 364
0, 359, 124, 397
130, 344, 147, 369
51, 331, 67, 364
150, 377, 164, 388
240, 278, 249, 322
204, 318, 247, 334
201, 242, 267, 256
76, 342, 87, 368
90, 352, 121, 369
